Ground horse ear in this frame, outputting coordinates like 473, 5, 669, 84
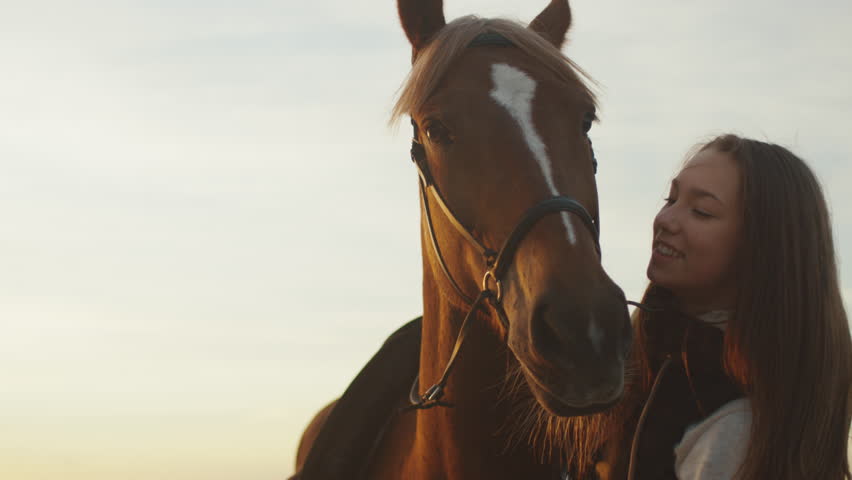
397, 0, 446, 61
529, 0, 572, 48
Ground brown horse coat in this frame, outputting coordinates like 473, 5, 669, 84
293, 318, 422, 480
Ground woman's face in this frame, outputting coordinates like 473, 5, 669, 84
647, 148, 743, 310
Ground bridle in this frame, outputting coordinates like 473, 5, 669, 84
405, 32, 604, 411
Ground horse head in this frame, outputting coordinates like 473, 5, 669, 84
395, 0, 632, 416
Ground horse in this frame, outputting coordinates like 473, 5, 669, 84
292, 1, 632, 478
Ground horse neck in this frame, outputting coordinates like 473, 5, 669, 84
412, 264, 555, 479
418, 266, 507, 412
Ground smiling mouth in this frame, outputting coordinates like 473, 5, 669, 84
654, 241, 684, 258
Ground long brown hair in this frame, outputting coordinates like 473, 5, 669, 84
631, 135, 852, 479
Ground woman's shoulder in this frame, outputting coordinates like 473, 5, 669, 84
673, 398, 751, 479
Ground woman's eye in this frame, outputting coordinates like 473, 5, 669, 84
663, 197, 675, 205
425, 122, 452, 145
693, 209, 713, 218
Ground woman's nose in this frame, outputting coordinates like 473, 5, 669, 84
654, 206, 680, 235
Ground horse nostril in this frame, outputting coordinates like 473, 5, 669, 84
531, 302, 572, 363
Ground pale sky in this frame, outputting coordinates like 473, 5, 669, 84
2, 1, 850, 479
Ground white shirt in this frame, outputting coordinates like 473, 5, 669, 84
674, 398, 751, 479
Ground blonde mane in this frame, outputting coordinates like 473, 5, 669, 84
390, 15, 598, 125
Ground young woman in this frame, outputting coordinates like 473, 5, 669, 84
572, 135, 851, 479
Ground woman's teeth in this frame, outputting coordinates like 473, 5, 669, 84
655, 243, 683, 258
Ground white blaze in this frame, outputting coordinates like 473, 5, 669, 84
488, 63, 577, 245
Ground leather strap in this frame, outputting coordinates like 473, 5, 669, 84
406, 290, 493, 410
490, 196, 600, 281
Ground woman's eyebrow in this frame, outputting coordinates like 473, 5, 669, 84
691, 188, 723, 204
672, 179, 724, 205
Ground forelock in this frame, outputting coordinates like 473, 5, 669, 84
390, 16, 596, 125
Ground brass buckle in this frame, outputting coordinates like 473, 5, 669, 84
481, 270, 503, 303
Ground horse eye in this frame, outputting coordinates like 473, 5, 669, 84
425, 122, 453, 145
